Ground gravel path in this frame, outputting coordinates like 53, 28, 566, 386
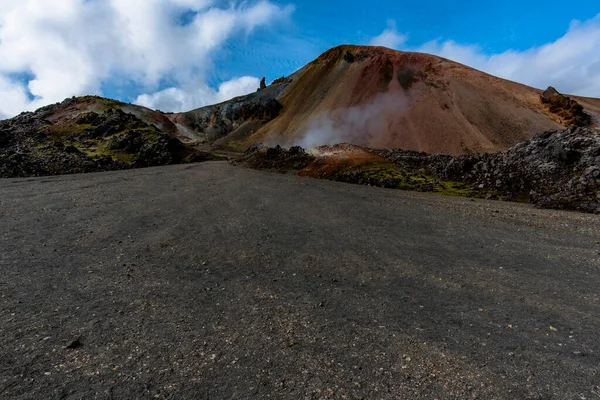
1, 162, 599, 399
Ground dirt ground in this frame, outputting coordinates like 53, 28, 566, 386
1, 161, 599, 399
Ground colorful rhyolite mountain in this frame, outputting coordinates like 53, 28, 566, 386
172, 45, 599, 154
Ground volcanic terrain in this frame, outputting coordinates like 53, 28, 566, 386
2, 45, 600, 399
2, 45, 600, 212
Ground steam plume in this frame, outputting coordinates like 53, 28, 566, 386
295, 92, 408, 148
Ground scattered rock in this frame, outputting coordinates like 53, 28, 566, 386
65, 338, 83, 349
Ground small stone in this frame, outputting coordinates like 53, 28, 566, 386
65, 338, 83, 349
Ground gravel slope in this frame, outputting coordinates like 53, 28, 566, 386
1, 162, 599, 399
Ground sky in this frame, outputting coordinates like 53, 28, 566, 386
0, 0, 599, 119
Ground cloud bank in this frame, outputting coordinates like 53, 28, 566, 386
369, 20, 407, 49
0, 0, 292, 119
374, 15, 600, 97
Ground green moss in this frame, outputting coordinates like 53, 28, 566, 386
46, 122, 94, 142
435, 181, 477, 197
71, 138, 131, 163
109, 151, 136, 163
329, 161, 500, 199
99, 98, 124, 109
75, 96, 124, 111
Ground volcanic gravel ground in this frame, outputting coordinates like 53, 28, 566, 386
1, 162, 599, 399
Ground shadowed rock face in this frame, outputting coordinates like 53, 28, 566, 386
541, 86, 592, 127
168, 83, 287, 148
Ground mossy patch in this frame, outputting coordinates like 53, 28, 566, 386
321, 161, 497, 198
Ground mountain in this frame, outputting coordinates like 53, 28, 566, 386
174, 45, 599, 155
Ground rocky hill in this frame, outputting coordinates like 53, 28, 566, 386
0, 97, 220, 178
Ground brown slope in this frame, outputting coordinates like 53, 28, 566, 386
248, 45, 567, 155
572, 95, 600, 131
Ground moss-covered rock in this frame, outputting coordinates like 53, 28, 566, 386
0, 98, 223, 178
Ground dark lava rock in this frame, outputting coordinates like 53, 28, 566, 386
236, 98, 283, 123
272, 76, 292, 85
378, 127, 600, 213
88, 109, 147, 139
63, 145, 81, 154
241, 144, 315, 171
258, 77, 267, 91
108, 131, 144, 152
343, 51, 356, 63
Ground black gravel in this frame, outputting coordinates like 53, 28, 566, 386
1, 162, 599, 399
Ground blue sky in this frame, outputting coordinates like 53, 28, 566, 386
0, 0, 599, 118
209, 0, 600, 87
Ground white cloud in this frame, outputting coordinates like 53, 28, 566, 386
0, 0, 293, 118
0, 75, 32, 119
369, 20, 407, 49
136, 76, 260, 111
372, 15, 600, 97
